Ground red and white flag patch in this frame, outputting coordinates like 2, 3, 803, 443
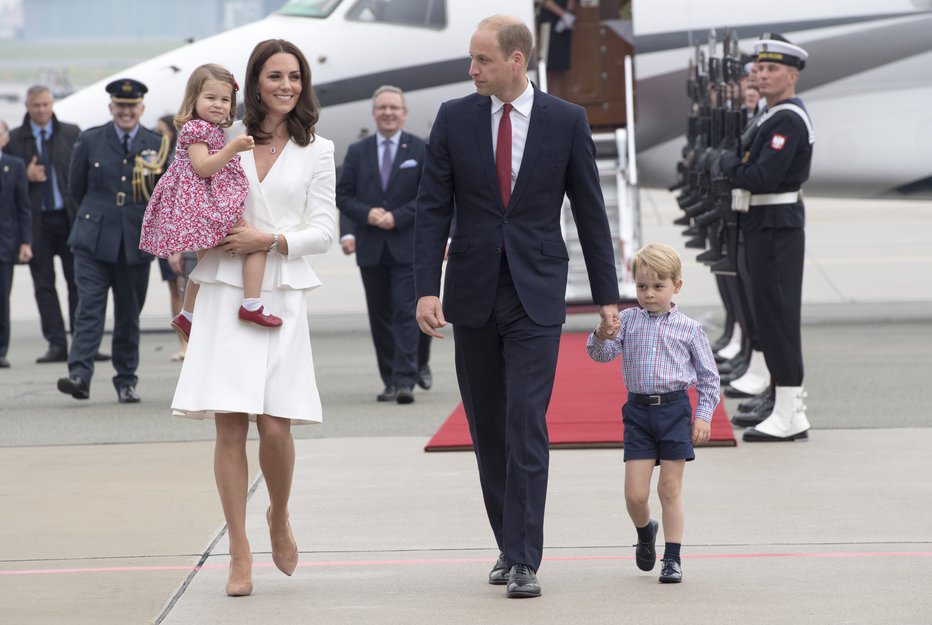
770, 134, 787, 150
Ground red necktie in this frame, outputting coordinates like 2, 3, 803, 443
496, 102, 513, 207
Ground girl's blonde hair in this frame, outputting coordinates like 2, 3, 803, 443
174, 64, 238, 130
632, 243, 682, 283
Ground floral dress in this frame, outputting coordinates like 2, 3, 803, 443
139, 118, 248, 257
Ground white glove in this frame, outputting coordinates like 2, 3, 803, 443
559, 12, 576, 30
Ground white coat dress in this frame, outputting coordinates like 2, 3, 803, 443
172, 122, 336, 422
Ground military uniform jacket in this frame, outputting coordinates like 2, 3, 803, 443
6, 114, 81, 222
0, 152, 32, 263
722, 97, 814, 232
68, 122, 163, 265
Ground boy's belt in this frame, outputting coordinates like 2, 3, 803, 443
628, 390, 687, 406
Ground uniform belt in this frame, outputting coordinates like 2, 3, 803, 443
628, 390, 687, 406
750, 191, 800, 206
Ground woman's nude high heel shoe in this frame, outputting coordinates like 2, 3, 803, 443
225, 553, 253, 597
267, 506, 298, 576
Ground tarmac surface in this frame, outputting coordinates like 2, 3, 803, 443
1, 189, 930, 624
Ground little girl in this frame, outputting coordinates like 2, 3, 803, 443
140, 63, 282, 340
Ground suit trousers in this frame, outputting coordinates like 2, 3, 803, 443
69, 251, 150, 389
743, 225, 805, 386
360, 253, 419, 388
453, 257, 561, 571
29, 210, 77, 348
0, 261, 13, 357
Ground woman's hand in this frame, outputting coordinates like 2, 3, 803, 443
218, 221, 271, 256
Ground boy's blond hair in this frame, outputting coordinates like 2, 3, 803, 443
632, 243, 682, 283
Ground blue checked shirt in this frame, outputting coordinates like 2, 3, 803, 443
586, 304, 720, 422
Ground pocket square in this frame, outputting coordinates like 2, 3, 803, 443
399, 159, 418, 169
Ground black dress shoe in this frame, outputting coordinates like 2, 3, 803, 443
488, 553, 508, 585
417, 364, 432, 390
116, 385, 140, 403
93, 351, 111, 362
659, 558, 682, 583
57, 376, 90, 400
396, 386, 415, 404
737, 392, 772, 413
505, 564, 541, 598
731, 398, 774, 427
743, 427, 808, 442
377, 385, 397, 402
36, 345, 68, 363
636, 519, 659, 571
0, 356, 9, 368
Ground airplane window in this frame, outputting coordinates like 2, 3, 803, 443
277, 0, 344, 17
346, 0, 446, 29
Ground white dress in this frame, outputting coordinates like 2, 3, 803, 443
171, 122, 336, 422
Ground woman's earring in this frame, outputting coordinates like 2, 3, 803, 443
255, 92, 260, 102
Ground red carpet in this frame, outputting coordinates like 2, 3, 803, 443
425, 333, 736, 451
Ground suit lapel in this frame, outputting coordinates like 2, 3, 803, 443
508, 88, 549, 213
471, 96, 503, 211
386, 131, 410, 190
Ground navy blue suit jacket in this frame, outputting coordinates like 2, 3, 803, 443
415, 87, 618, 327
337, 131, 426, 267
0, 153, 32, 263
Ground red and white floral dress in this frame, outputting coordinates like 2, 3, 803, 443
140, 118, 248, 257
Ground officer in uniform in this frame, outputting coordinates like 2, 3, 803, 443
721, 34, 814, 442
57, 78, 165, 403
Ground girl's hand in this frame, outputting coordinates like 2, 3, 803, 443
229, 134, 255, 153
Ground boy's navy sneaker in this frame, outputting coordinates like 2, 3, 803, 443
635, 519, 659, 571
659, 558, 682, 583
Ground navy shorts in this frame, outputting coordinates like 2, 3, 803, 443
622, 391, 695, 464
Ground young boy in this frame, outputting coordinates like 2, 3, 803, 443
586, 243, 720, 583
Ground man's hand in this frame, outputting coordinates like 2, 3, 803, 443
597, 303, 620, 340
416, 296, 446, 339
692, 419, 711, 445
341, 238, 356, 255
376, 211, 396, 230
367, 207, 387, 226
26, 156, 47, 183
18, 244, 32, 264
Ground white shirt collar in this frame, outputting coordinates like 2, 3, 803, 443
491, 80, 534, 118
377, 130, 402, 146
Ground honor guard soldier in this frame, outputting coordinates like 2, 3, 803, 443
721, 34, 814, 442
57, 78, 167, 403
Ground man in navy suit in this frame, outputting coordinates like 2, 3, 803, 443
415, 15, 620, 598
0, 120, 34, 368
338, 86, 426, 404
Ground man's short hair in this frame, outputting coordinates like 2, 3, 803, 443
632, 244, 683, 283
372, 85, 406, 109
478, 15, 534, 66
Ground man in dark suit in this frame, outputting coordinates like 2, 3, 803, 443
5, 85, 109, 364
57, 78, 163, 403
0, 121, 34, 368
415, 15, 619, 598
337, 86, 427, 404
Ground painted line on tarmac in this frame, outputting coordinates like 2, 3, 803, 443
3, 550, 931, 576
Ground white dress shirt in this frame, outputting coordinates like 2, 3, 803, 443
490, 80, 534, 193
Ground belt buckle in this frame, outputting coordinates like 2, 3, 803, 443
648, 395, 661, 406
116, 192, 126, 207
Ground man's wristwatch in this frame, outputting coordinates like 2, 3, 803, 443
268, 233, 280, 254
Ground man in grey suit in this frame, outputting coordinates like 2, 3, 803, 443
337, 86, 427, 404
415, 15, 619, 598
0, 120, 33, 368
57, 79, 164, 403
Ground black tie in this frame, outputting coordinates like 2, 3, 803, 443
122, 133, 130, 156
41, 129, 55, 211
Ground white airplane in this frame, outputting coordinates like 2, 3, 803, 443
52, 0, 932, 199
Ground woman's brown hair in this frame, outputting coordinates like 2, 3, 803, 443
242, 39, 319, 147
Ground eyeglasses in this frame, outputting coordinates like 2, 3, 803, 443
374, 105, 404, 112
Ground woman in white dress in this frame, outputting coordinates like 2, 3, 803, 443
171, 39, 336, 597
